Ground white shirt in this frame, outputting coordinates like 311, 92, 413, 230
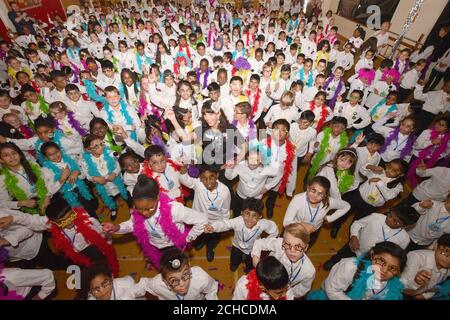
284, 192, 350, 230
179, 175, 230, 222
301, 104, 333, 131
334, 102, 371, 129
358, 170, 403, 208
301, 39, 317, 60
409, 201, 450, 246
3, 268, 55, 299
117, 201, 207, 249
131, 266, 218, 300
350, 213, 410, 256
400, 68, 420, 90
401, 250, 449, 299
264, 104, 299, 125
308, 131, 344, 166
96, 73, 122, 90
413, 129, 450, 159
414, 85, 450, 115
212, 216, 278, 254
41, 87, 69, 104
88, 276, 138, 300
144, 163, 183, 200
354, 57, 374, 73
317, 165, 358, 200
233, 272, 295, 300
354, 147, 381, 186
65, 98, 100, 129
412, 167, 450, 202
289, 124, 317, 157
123, 163, 144, 194
251, 237, 316, 298
366, 81, 397, 108
372, 117, 413, 162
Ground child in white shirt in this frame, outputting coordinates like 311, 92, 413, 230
355, 49, 374, 73
289, 110, 317, 167
264, 90, 299, 128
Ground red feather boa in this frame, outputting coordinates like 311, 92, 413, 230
267, 136, 295, 195
310, 102, 329, 133
48, 207, 119, 277
246, 87, 261, 117
141, 159, 184, 203
245, 269, 286, 300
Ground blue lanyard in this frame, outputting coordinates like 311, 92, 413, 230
306, 199, 320, 223
63, 230, 77, 244
14, 170, 36, 192
162, 173, 174, 188
435, 216, 450, 224
206, 187, 219, 206
371, 283, 387, 298
240, 227, 260, 243
394, 135, 408, 151
289, 256, 305, 283
382, 226, 402, 241
176, 293, 185, 300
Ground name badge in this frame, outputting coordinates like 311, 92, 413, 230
208, 204, 218, 211
167, 180, 175, 190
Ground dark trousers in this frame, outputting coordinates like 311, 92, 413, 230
327, 241, 356, 265
398, 87, 412, 103
417, 108, 437, 132
265, 190, 279, 219
233, 193, 245, 218
75, 186, 99, 219
196, 232, 221, 253
230, 245, 253, 273
7, 232, 71, 271
402, 192, 420, 208
426, 68, 446, 91
405, 240, 429, 253
332, 190, 377, 230
309, 229, 320, 248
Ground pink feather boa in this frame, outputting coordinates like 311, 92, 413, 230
131, 192, 190, 269
0, 248, 24, 300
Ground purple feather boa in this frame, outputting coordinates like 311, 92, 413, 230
187, 164, 200, 178
232, 119, 257, 142
54, 112, 88, 137
380, 127, 416, 160
0, 247, 24, 300
394, 58, 410, 75
131, 192, 190, 269
323, 76, 344, 110
196, 68, 210, 89
151, 135, 169, 157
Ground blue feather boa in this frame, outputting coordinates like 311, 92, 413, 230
83, 147, 128, 209
299, 68, 314, 87
85, 80, 138, 141
370, 98, 398, 118
42, 153, 93, 208
307, 257, 404, 300
35, 130, 64, 164
135, 53, 153, 74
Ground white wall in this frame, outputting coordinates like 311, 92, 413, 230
322, 0, 448, 44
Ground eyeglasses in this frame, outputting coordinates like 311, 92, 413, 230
166, 270, 192, 289
54, 210, 77, 228
282, 241, 307, 253
262, 286, 289, 300
372, 256, 400, 274
90, 279, 113, 295
242, 211, 260, 220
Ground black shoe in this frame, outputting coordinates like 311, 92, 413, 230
194, 240, 205, 251
267, 209, 274, 219
330, 226, 340, 239
323, 259, 336, 272
110, 210, 117, 222
230, 264, 239, 272
206, 249, 215, 262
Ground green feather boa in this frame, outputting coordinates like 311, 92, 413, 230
337, 169, 354, 194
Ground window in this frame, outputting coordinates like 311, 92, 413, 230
337, 0, 400, 26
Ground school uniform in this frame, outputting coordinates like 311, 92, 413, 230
412, 129, 450, 159
354, 147, 381, 186
284, 192, 350, 230
251, 237, 316, 298
130, 266, 218, 300
264, 104, 299, 126
65, 98, 100, 129
289, 124, 317, 160
401, 250, 449, 299
308, 131, 344, 168
399, 68, 420, 102
233, 272, 295, 300
408, 201, 450, 247
145, 164, 183, 201
347, 77, 370, 106
414, 84, 450, 131
96, 73, 122, 90
411, 167, 450, 202
116, 201, 207, 249
212, 216, 278, 272
89, 41, 105, 60
98, 104, 141, 138
41, 87, 69, 105
88, 276, 138, 300
333, 102, 371, 129
365, 80, 398, 108
354, 58, 373, 73
346, 37, 363, 52
301, 39, 317, 60
2, 268, 55, 300
372, 117, 413, 162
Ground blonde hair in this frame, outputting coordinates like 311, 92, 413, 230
280, 91, 294, 107
284, 223, 310, 244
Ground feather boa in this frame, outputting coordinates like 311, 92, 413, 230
105, 131, 123, 154
196, 68, 210, 90
299, 68, 314, 87
232, 49, 247, 61
1, 163, 48, 215
266, 136, 295, 195
370, 99, 398, 121
83, 147, 128, 210
49, 207, 119, 276
54, 112, 88, 137
245, 32, 255, 47
0, 248, 24, 300
138, 96, 167, 132
18, 125, 34, 139
131, 192, 190, 269
310, 102, 330, 133
136, 53, 153, 74
25, 95, 49, 117
407, 129, 450, 187
232, 119, 257, 142
141, 160, 183, 201
42, 154, 93, 208
336, 169, 354, 194
246, 87, 261, 118
246, 269, 286, 300
207, 29, 219, 47
34, 130, 64, 164
309, 128, 348, 179
379, 127, 416, 160
67, 47, 79, 61
84, 79, 137, 141
323, 76, 344, 109
394, 58, 410, 75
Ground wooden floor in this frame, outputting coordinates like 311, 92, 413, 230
51, 162, 355, 300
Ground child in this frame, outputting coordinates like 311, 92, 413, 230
83, 264, 138, 300
353, 133, 385, 186
263, 119, 297, 218
368, 91, 400, 124
266, 64, 293, 102
0, 89, 22, 120
346, 27, 364, 53
233, 256, 293, 300
20, 85, 50, 123
119, 151, 144, 195
373, 114, 417, 163
204, 198, 278, 273
316, 148, 359, 199
130, 248, 218, 300
354, 49, 374, 73
301, 91, 333, 133
250, 223, 316, 299
96, 60, 121, 90
365, 68, 401, 108
401, 234, 450, 300
322, 67, 346, 109
399, 59, 426, 102
296, 58, 315, 88
179, 164, 230, 262
289, 110, 317, 167
102, 175, 207, 268
48, 101, 88, 139
333, 90, 371, 130
408, 195, 450, 251
309, 241, 406, 300
306, 116, 349, 178
324, 204, 419, 271
393, 48, 411, 76
264, 91, 299, 128
347, 68, 376, 106
80, 134, 129, 220
141, 145, 184, 202
284, 176, 350, 245
301, 31, 317, 61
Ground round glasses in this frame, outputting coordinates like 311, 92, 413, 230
166, 270, 192, 289
282, 241, 307, 253
90, 279, 113, 295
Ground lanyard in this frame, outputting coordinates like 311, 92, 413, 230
382, 226, 402, 242
393, 135, 408, 151
176, 293, 185, 300
370, 283, 387, 298
14, 169, 36, 193
162, 173, 174, 189
306, 199, 320, 223
112, 286, 116, 300
240, 227, 260, 243
435, 216, 450, 224
289, 256, 305, 283
206, 187, 219, 206
63, 230, 77, 244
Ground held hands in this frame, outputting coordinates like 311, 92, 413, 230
414, 270, 432, 286
203, 224, 215, 233
367, 165, 384, 174
368, 177, 381, 184
349, 236, 360, 252
67, 171, 80, 184
60, 166, 71, 183
18, 199, 37, 208
112, 125, 128, 140
102, 222, 119, 233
